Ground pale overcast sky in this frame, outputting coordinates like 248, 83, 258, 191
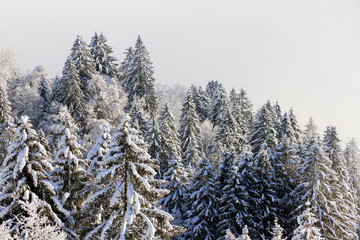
1, 0, 360, 144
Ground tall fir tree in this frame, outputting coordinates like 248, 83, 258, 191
194, 86, 210, 123
343, 138, 360, 205
38, 73, 51, 115
119, 47, 134, 86
51, 108, 89, 232
178, 89, 202, 170
237, 88, 253, 136
293, 138, 343, 239
291, 202, 324, 240
157, 103, 182, 178
0, 116, 73, 238
69, 35, 96, 91
89, 32, 119, 78
80, 115, 181, 240
55, 57, 87, 126
216, 152, 243, 239
122, 36, 158, 114
322, 126, 358, 239
0, 86, 15, 163
181, 158, 217, 240
249, 101, 278, 156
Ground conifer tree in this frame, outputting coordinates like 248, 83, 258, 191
0, 116, 72, 238
216, 152, 243, 239
51, 110, 88, 230
194, 86, 210, 123
157, 103, 182, 178
249, 101, 277, 156
87, 124, 111, 176
179, 89, 202, 169
159, 157, 189, 225
80, 115, 181, 240
55, 57, 87, 125
322, 126, 358, 239
0, 86, 15, 162
119, 47, 134, 86
293, 138, 342, 239
344, 138, 360, 204
291, 202, 324, 240
303, 117, 318, 142
89, 32, 119, 77
271, 218, 286, 240
123, 36, 158, 114
38, 73, 51, 115
237, 88, 253, 135
238, 226, 251, 240
181, 158, 217, 240
70, 35, 96, 90
128, 97, 149, 136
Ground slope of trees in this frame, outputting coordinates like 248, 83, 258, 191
0, 34, 359, 240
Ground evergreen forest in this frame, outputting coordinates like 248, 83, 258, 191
0, 33, 358, 240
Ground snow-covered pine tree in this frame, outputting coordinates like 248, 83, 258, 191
80, 115, 181, 240
156, 103, 182, 178
87, 124, 111, 176
0, 85, 15, 162
293, 138, 341, 239
69, 35, 96, 91
238, 225, 251, 240
210, 84, 229, 127
303, 117, 318, 143
205, 80, 226, 110
89, 32, 119, 78
271, 217, 286, 240
119, 47, 134, 86
251, 143, 278, 239
216, 152, 243, 239
128, 97, 149, 137
273, 111, 301, 236
158, 157, 189, 225
181, 158, 217, 240
249, 101, 278, 157
343, 138, 360, 205
178, 89, 202, 170
273, 102, 282, 140
237, 88, 253, 136
54, 57, 87, 126
38, 72, 51, 115
291, 202, 324, 240
322, 126, 358, 239
123, 36, 158, 114
0, 116, 71, 238
194, 86, 210, 123
51, 111, 88, 230
8, 200, 67, 239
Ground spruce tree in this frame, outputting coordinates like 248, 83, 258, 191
271, 218, 286, 240
55, 57, 87, 125
293, 138, 341, 239
51, 109, 88, 230
0, 116, 72, 238
38, 73, 51, 115
123, 36, 158, 114
322, 126, 358, 239
303, 117, 318, 142
181, 158, 217, 240
80, 115, 181, 239
87, 124, 111, 176
249, 101, 278, 156
216, 152, 243, 239
69, 35, 96, 90
157, 103, 182, 178
0, 86, 15, 162
195, 86, 210, 123
291, 202, 324, 240
119, 47, 134, 86
89, 32, 119, 77
344, 138, 360, 204
178, 89, 202, 170
238, 88, 253, 135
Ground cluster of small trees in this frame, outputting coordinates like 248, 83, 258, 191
0, 34, 359, 240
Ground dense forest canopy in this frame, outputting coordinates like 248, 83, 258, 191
0, 34, 358, 240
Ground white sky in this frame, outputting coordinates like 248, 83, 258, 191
1, 0, 360, 145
